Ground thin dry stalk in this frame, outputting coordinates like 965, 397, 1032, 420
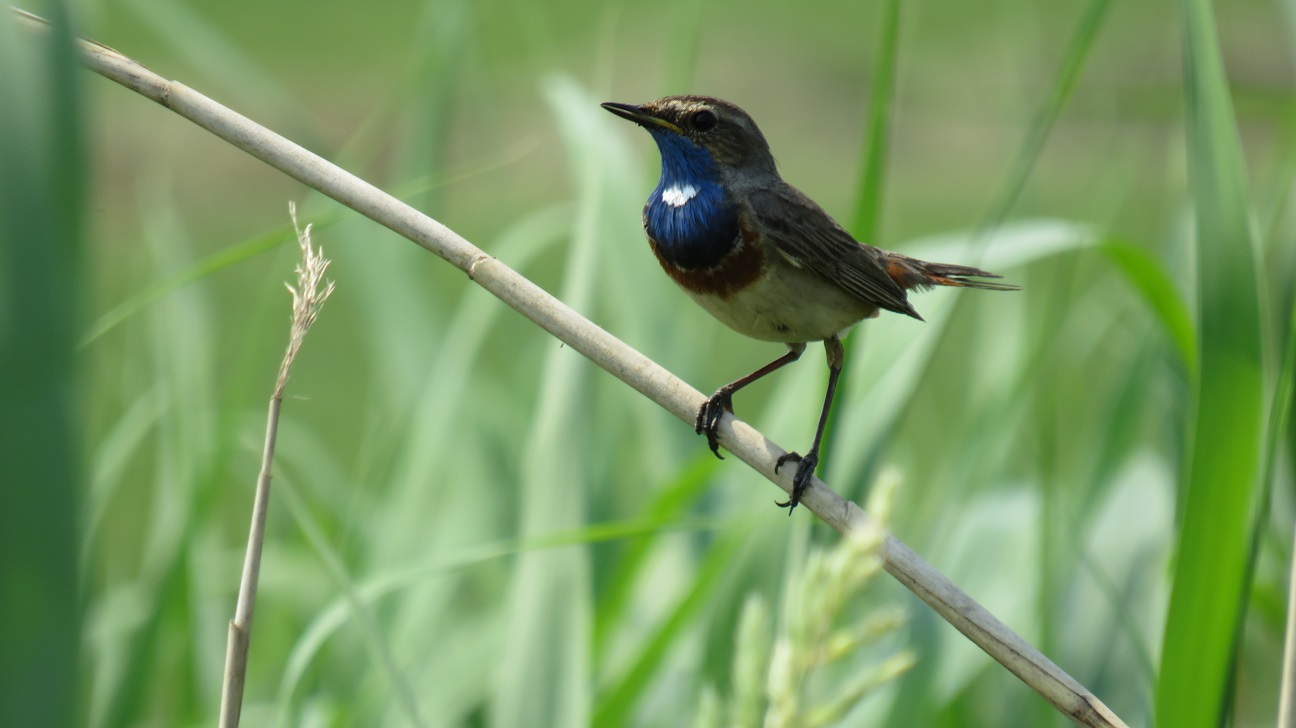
13, 9, 1126, 727
218, 204, 334, 728
1280, 525, 1296, 728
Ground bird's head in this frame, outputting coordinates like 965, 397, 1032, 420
601, 96, 777, 181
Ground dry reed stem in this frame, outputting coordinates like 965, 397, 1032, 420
1279, 527, 1296, 728
218, 204, 333, 728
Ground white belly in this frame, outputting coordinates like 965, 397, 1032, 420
682, 266, 876, 343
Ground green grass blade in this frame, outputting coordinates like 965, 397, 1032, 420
661, 0, 704, 93
824, 220, 1096, 488
0, 8, 84, 727
849, 0, 902, 244
79, 147, 531, 347
275, 514, 711, 722
592, 454, 718, 661
829, 0, 1111, 484
276, 476, 428, 727
1258, 289, 1296, 726
93, 176, 228, 728
491, 76, 617, 728
823, 0, 903, 482
979, 0, 1114, 232
592, 531, 746, 727
1101, 241, 1197, 375
1155, 1, 1266, 725
81, 225, 292, 347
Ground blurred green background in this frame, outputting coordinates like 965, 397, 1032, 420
2, 0, 1294, 725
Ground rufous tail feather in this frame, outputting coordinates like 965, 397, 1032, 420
885, 254, 1021, 292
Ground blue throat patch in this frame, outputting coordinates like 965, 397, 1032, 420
643, 131, 739, 270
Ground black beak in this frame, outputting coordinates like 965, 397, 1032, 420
601, 102, 682, 133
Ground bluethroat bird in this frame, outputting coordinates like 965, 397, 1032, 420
602, 96, 1019, 513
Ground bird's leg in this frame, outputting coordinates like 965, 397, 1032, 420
776, 336, 845, 513
696, 343, 805, 459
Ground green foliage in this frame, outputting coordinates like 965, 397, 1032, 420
718, 473, 914, 728
25, 0, 1293, 726
1156, 1, 1268, 725
0, 6, 83, 728
687, 476, 916, 728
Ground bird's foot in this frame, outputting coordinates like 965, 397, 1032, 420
695, 388, 735, 459
774, 450, 818, 514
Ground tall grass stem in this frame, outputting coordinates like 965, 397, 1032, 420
217, 205, 334, 728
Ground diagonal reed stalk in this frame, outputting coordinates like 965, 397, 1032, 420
11, 9, 1128, 727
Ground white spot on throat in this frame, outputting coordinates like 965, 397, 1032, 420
661, 183, 699, 207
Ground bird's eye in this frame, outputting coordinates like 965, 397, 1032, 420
692, 109, 718, 132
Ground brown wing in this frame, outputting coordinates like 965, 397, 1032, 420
746, 184, 921, 319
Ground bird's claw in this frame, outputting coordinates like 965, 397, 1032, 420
774, 451, 802, 472
695, 389, 735, 459
775, 450, 817, 514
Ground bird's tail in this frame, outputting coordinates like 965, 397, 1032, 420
884, 253, 1021, 292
